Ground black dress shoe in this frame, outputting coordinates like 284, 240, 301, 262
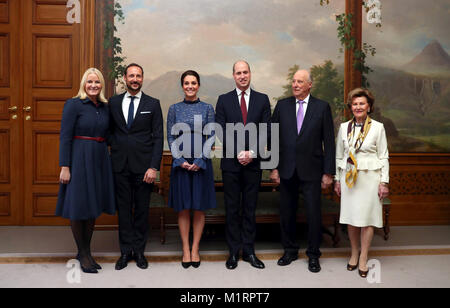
181, 261, 191, 269
226, 254, 239, 270
115, 253, 133, 271
243, 254, 265, 269
191, 261, 201, 268
277, 253, 298, 266
308, 258, 321, 273
134, 253, 148, 269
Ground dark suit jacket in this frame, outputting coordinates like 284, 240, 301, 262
271, 95, 335, 181
215, 89, 271, 172
108, 92, 164, 174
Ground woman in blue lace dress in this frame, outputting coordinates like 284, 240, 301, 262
167, 70, 216, 269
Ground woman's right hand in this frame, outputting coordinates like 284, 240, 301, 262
59, 167, 71, 184
181, 162, 191, 170
334, 182, 341, 197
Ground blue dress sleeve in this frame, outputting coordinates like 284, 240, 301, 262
167, 104, 187, 168
59, 99, 79, 167
193, 104, 215, 169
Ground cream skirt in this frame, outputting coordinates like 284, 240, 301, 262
339, 169, 383, 228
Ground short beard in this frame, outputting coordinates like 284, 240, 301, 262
127, 83, 142, 92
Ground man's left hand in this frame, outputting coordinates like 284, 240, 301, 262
143, 168, 157, 184
321, 174, 333, 189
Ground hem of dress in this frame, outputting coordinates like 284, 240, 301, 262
339, 219, 383, 229
167, 204, 217, 213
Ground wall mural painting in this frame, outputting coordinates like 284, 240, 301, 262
363, 0, 450, 152
104, 0, 344, 147
102, 0, 450, 153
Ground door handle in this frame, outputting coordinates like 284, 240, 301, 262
8, 106, 18, 112
23, 106, 32, 112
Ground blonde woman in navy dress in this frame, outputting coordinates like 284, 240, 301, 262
56, 68, 116, 274
334, 88, 389, 278
167, 70, 216, 269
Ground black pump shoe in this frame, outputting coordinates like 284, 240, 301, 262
77, 254, 101, 270
80, 264, 98, 274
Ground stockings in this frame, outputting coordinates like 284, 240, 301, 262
70, 219, 96, 268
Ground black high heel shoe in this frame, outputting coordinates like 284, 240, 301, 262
347, 252, 360, 271
347, 262, 358, 271
181, 254, 191, 269
76, 255, 98, 274
191, 260, 201, 268
77, 254, 101, 270
358, 267, 369, 278
80, 264, 99, 274
358, 255, 369, 278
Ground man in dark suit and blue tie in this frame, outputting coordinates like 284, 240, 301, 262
108, 63, 164, 270
270, 69, 335, 273
215, 61, 272, 270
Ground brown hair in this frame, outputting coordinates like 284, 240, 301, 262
347, 88, 375, 113
181, 70, 200, 86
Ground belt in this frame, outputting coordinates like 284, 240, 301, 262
73, 136, 106, 142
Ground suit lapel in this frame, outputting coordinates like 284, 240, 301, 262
298, 95, 317, 138
131, 93, 147, 129
247, 89, 256, 124
286, 97, 297, 134
230, 90, 244, 123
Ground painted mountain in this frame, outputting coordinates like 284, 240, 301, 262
367, 40, 450, 152
402, 40, 450, 75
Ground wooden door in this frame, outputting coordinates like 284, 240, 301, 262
21, 0, 96, 225
0, 0, 22, 225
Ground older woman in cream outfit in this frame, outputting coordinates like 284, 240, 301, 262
334, 88, 389, 278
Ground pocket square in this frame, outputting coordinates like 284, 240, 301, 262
140, 111, 152, 114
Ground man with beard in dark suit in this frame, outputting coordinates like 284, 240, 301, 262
108, 63, 163, 270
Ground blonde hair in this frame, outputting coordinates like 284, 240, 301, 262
75, 68, 108, 103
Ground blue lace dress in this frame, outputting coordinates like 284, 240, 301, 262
167, 99, 217, 212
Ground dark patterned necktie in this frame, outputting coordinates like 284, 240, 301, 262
127, 96, 136, 130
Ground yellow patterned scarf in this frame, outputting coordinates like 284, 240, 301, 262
345, 116, 372, 188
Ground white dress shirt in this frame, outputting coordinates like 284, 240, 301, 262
236, 88, 251, 111
122, 91, 142, 124
296, 94, 310, 117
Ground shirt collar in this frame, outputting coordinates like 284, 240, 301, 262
126, 91, 142, 99
296, 94, 310, 104
236, 88, 250, 97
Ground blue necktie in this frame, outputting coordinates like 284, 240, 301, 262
127, 96, 136, 130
